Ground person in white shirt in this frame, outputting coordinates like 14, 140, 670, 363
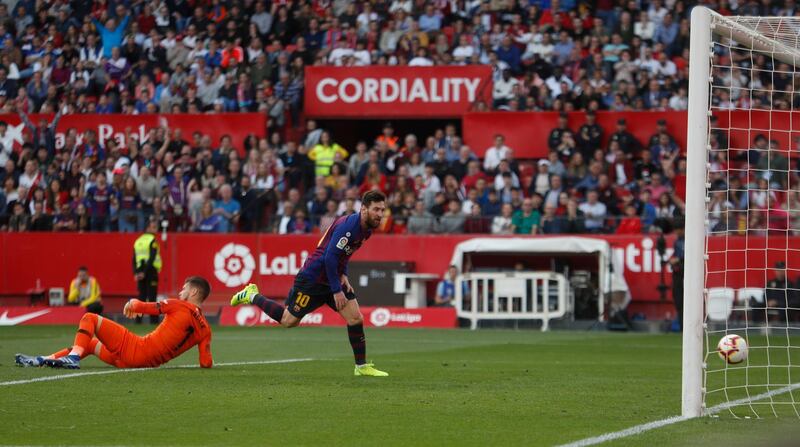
634, 11, 655, 41
493, 69, 518, 104
514, 23, 543, 53
493, 160, 520, 190
579, 190, 607, 232
277, 201, 295, 234
19, 160, 40, 190
648, 0, 668, 25
352, 41, 371, 66
328, 37, 354, 66
0, 121, 15, 166
525, 32, 554, 61
483, 134, 511, 173
356, 4, 378, 35
653, 52, 676, 77
491, 203, 515, 235
420, 164, 442, 206
487, 52, 510, 82
635, 47, 660, 74
409, 48, 434, 66
545, 68, 573, 98
80, 34, 104, 65
389, 0, 413, 14
669, 86, 689, 111
452, 35, 475, 64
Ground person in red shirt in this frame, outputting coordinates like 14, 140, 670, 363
15, 277, 213, 369
220, 40, 244, 68
616, 204, 643, 234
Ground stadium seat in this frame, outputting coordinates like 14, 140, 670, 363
707, 287, 735, 321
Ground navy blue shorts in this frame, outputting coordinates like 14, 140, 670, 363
285, 276, 356, 318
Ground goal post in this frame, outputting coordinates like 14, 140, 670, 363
684, 6, 800, 418
682, 5, 712, 419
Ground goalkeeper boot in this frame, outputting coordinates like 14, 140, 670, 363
42, 354, 81, 369
14, 353, 44, 367
231, 283, 259, 306
354, 363, 389, 377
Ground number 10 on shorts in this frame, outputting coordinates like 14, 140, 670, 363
296, 292, 310, 308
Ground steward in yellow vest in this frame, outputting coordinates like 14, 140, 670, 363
308, 130, 348, 177
132, 219, 162, 324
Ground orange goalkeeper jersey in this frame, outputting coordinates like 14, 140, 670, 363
128, 299, 213, 368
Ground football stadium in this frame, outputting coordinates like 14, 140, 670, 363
2, 1, 800, 445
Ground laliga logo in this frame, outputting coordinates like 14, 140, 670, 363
214, 243, 256, 287
370, 308, 392, 327
235, 306, 259, 326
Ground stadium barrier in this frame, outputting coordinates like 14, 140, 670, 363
219, 305, 457, 328
0, 306, 86, 325
455, 272, 568, 331
1, 234, 796, 320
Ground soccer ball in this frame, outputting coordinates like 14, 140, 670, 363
717, 334, 748, 364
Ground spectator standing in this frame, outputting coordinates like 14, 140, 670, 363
93, 11, 131, 58
483, 134, 511, 173
85, 172, 115, 232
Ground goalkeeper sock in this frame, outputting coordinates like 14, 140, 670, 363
69, 313, 100, 357
347, 323, 366, 366
253, 295, 285, 322
46, 347, 71, 360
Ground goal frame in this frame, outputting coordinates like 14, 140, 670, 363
682, 6, 800, 418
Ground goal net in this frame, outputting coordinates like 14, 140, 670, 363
684, 7, 800, 418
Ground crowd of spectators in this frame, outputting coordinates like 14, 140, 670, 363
4, 109, 798, 235
0, 0, 777, 119
0, 0, 798, 235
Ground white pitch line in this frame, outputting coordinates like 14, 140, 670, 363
0, 358, 315, 387
556, 382, 800, 447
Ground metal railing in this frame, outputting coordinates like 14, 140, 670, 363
455, 271, 569, 331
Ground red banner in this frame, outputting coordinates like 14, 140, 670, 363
219, 305, 457, 328
715, 110, 800, 156
0, 233, 796, 306
0, 113, 265, 154
0, 306, 86, 325
304, 66, 492, 118
463, 111, 690, 159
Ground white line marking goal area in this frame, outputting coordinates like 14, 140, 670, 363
556, 382, 800, 447
0, 358, 315, 387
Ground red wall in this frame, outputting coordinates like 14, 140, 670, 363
462, 111, 688, 159
1, 233, 796, 307
463, 110, 800, 160
0, 113, 265, 154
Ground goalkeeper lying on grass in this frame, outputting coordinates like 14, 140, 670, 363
15, 276, 213, 369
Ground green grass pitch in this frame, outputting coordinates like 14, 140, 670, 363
1, 326, 799, 446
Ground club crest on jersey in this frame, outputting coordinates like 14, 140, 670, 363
336, 237, 348, 250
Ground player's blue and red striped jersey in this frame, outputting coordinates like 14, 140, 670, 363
298, 213, 372, 293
